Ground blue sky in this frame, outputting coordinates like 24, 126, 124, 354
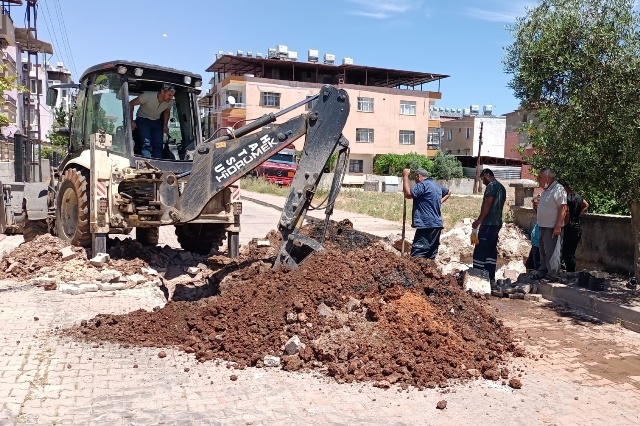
15, 0, 533, 116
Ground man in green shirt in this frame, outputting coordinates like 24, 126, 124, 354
472, 169, 507, 286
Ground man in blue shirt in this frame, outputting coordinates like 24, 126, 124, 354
402, 168, 451, 259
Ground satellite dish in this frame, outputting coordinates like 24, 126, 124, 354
227, 95, 236, 105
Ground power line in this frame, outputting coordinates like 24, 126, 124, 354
49, 0, 78, 79
38, 0, 69, 71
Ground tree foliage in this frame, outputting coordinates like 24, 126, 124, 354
431, 151, 464, 180
0, 64, 27, 130
504, 0, 640, 214
373, 152, 433, 176
48, 105, 69, 148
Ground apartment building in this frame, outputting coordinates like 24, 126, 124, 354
203, 46, 448, 174
440, 105, 506, 159
1, 2, 20, 143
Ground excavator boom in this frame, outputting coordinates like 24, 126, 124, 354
179, 85, 350, 267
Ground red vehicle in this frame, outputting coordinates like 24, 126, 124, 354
253, 147, 298, 186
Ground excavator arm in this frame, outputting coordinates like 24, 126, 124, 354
179, 85, 350, 268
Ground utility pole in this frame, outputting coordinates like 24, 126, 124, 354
23, 0, 41, 183
473, 121, 484, 194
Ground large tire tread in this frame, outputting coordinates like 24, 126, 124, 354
175, 224, 226, 255
56, 168, 91, 247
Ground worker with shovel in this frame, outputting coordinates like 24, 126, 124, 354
402, 168, 450, 259
471, 169, 506, 287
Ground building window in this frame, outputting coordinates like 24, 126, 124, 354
355, 128, 374, 143
446, 130, 452, 141
522, 114, 528, 122
262, 92, 281, 107
466, 128, 471, 139
400, 100, 416, 116
399, 130, 415, 145
427, 128, 442, 149
357, 97, 374, 112
29, 79, 43, 95
305, 95, 318, 110
349, 159, 364, 173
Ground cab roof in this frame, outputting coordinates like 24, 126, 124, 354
80, 60, 202, 82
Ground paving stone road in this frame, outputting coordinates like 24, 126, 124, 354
1, 201, 640, 425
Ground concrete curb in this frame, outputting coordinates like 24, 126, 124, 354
538, 281, 640, 333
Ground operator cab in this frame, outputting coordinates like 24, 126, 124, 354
47, 61, 203, 166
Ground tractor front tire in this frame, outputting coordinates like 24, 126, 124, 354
136, 227, 159, 246
175, 224, 225, 255
56, 168, 91, 247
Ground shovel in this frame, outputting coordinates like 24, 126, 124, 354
401, 198, 407, 256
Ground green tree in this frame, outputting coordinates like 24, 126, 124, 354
0, 64, 27, 130
431, 151, 464, 180
373, 152, 433, 176
504, 0, 640, 278
48, 105, 69, 148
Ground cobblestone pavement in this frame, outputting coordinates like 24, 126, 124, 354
2, 203, 640, 425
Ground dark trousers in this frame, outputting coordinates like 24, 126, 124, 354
411, 228, 442, 260
526, 246, 541, 271
472, 224, 501, 280
562, 226, 582, 272
136, 117, 163, 158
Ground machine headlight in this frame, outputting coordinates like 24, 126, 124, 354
183, 76, 192, 85
117, 66, 127, 74
134, 68, 144, 76
194, 80, 202, 88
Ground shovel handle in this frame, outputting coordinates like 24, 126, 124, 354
401, 198, 407, 256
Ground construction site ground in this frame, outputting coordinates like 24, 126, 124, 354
0, 195, 639, 425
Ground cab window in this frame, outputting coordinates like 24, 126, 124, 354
84, 73, 126, 155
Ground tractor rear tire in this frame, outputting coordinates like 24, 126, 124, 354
23, 219, 48, 242
175, 224, 225, 255
56, 168, 91, 247
136, 227, 159, 246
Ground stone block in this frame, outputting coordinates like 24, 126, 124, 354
59, 246, 76, 261
141, 267, 158, 276
263, 356, 281, 367
284, 336, 305, 355
90, 253, 110, 267
97, 282, 128, 291
346, 297, 361, 311
256, 240, 271, 247
524, 294, 542, 302
504, 269, 519, 282
127, 274, 146, 286
463, 268, 491, 295
78, 283, 99, 292
186, 267, 200, 275
162, 246, 178, 259
99, 269, 122, 283
58, 284, 86, 295
29, 277, 57, 290
508, 293, 525, 300
178, 251, 193, 261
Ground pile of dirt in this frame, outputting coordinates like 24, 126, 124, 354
68, 224, 523, 389
437, 223, 531, 276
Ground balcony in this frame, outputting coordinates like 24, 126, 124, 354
4, 94, 16, 107
0, 13, 16, 48
215, 102, 246, 113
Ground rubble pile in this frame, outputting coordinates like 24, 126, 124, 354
69, 223, 524, 389
0, 235, 213, 296
437, 223, 531, 277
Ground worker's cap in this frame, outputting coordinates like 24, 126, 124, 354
161, 84, 176, 92
414, 168, 429, 177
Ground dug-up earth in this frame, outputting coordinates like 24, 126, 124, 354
1, 220, 531, 390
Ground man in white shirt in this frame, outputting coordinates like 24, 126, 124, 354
534, 168, 568, 281
129, 84, 175, 158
